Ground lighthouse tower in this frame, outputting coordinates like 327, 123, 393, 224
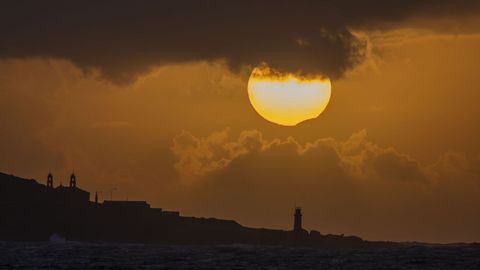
293, 207, 302, 232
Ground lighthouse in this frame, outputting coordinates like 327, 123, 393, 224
294, 207, 302, 232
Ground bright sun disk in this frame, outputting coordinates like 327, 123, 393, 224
247, 65, 331, 126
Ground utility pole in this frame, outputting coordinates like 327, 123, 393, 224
95, 191, 103, 204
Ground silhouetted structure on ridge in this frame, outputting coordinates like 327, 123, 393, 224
103, 200, 150, 209
51, 172, 90, 205
47, 172, 53, 188
0, 171, 397, 248
69, 172, 76, 188
294, 207, 302, 232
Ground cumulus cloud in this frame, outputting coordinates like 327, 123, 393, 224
426, 151, 480, 183
172, 129, 427, 183
1, 1, 479, 83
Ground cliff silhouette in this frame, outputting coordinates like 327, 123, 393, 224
0, 172, 398, 248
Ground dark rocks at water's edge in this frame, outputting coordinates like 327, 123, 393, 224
0, 172, 397, 248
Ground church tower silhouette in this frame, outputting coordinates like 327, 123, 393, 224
47, 172, 53, 188
70, 172, 76, 188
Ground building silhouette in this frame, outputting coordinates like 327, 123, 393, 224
40, 171, 176, 216
47, 172, 53, 188
44, 172, 90, 205
69, 172, 76, 188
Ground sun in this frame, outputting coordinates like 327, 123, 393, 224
247, 65, 331, 126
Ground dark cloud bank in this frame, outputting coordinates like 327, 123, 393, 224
1, 0, 479, 83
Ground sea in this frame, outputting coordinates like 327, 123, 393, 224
0, 241, 479, 269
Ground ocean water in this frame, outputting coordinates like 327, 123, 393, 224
0, 241, 479, 269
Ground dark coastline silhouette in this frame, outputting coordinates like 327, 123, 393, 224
0, 171, 398, 248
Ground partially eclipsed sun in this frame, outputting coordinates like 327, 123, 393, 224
247, 65, 331, 126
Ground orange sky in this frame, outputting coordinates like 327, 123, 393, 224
1, 3, 480, 243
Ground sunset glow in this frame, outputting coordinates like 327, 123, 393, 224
2, 1, 480, 250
